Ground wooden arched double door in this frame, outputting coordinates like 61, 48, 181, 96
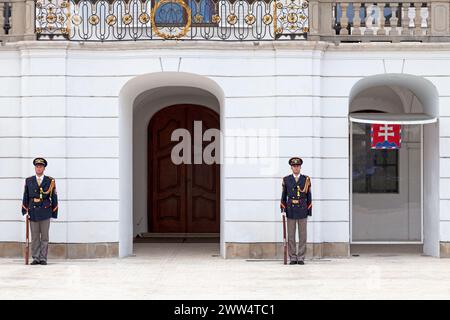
148, 104, 220, 233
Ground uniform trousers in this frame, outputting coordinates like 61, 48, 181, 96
287, 217, 307, 262
30, 218, 50, 262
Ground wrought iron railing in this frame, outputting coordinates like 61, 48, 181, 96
35, 0, 309, 41
0, 0, 443, 43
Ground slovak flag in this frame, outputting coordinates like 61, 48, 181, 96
371, 124, 401, 149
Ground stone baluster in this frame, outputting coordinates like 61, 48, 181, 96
352, 2, 362, 35
333, 2, 338, 35
0, 1, 12, 37
364, 2, 374, 35
0, 2, 5, 37
340, 2, 349, 35
401, 2, 411, 36
377, 2, 386, 35
389, 3, 399, 36
414, 2, 422, 35
0, 0, 37, 42
423, 3, 430, 36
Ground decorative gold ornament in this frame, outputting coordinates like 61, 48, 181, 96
274, 0, 310, 36
263, 14, 273, 25
46, 13, 57, 24
194, 14, 203, 24
139, 13, 150, 24
123, 14, 133, 25
89, 14, 100, 25
106, 14, 117, 26
212, 14, 221, 24
287, 13, 298, 23
227, 14, 237, 25
151, 0, 192, 39
72, 14, 82, 26
245, 14, 255, 25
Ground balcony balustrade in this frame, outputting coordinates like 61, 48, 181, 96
0, 0, 449, 43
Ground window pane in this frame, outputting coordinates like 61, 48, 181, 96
369, 165, 398, 192
352, 123, 399, 193
352, 173, 367, 193
352, 123, 368, 193
385, 149, 398, 165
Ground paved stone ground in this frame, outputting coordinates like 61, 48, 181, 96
1, 243, 450, 299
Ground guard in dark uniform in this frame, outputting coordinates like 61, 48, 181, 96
280, 157, 312, 265
21, 158, 58, 265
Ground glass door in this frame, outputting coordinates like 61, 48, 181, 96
351, 122, 422, 243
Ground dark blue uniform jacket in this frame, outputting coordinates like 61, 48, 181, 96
22, 176, 58, 221
280, 174, 312, 219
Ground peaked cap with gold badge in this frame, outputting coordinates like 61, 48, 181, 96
288, 157, 303, 166
33, 157, 48, 167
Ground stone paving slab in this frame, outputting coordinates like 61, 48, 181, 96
1, 243, 450, 300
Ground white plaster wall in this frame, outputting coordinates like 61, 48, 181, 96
0, 41, 449, 257
0, 46, 120, 245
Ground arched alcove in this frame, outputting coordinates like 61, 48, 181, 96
348, 74, 440, 257
118, 72, 225, 258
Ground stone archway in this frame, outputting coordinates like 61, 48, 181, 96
118, 72, 225, 257
348, 74, 440, 257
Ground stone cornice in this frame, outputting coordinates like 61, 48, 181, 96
2, 40, 450, 53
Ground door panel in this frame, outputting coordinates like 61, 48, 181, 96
149, 104, 220, 233
186, 105, 220, 233
150, 107, 186, 233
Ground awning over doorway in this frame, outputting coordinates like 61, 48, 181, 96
349, 113, 437, 125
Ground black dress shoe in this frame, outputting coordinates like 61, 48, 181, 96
289, 261, 297, 265
40, 261, 47, 265
30, 260, 40, 265
298, 260, 305, 265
